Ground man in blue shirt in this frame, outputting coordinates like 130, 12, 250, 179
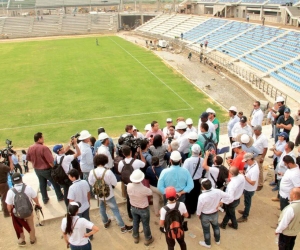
157, 151, 194, 204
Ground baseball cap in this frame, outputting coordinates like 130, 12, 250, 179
206, 108, 215, 114
232, 141, 241, 149
229, 106, 237, 112
242, 153, 254, 162
276, 96, 284, 103
278, 132, 289, 140
165, 187, 176, 199
240, 116, 247, 123
53, 144, 63, 154
284, 108, 291, 113
166, 118, 173, 123
191, 144, 201, 154
200, 112, 209, 119
170, 151, 182, 161
12, 173, 22, 183
98, 132, 109, 141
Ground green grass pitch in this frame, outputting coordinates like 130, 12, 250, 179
0, 36, 226, 148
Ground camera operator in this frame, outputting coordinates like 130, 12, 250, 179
53, 137, 81, 208
0, 154, 14, 218
12, 151, 22, 174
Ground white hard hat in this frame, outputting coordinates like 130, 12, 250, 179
98, 132, 109, 141
78, 130, 91, 140
206, 108, 215, 114
188, 132, 198, 140
144, 124, 151, 131
176, 121, 187, 130
170, 150, 182, 161
130, 169, 145, 183
276, 96, 284, 103
191, 144, 201, 154
240, 134, 250, 144
185, 118, 193, 125
229, 106, 237, 112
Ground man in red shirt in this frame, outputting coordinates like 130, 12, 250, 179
27, 132, 63, 204
226, 142, 246, 172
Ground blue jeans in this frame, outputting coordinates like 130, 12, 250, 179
34, 168, 63, 202
243, 190, 255, 218
100, 196, 125, 227
82, 172, 94, 197
200, 212, 220, 245
221, 199, 240, 228
70, 241, 91, 250
131, 206, 152, 240
78, 208, 92, 237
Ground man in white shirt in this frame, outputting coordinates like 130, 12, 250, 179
231, 116, 253, 140
278, 155, 300, 211
52, 138, 81, 207
202, 151, 220, 189
275, 187, 300, 250
118, 145, 145, 220
163, 118, 173, 136
252, 125, 268, 191
183, 144, 203, 216
88, 154, 133, 233
250, 101, 264, 127
198, 112, 215, 136
186, 118, 197, 134
97, 133, 113, 169
237, 153, 259, 223
67, 169, 92, 239
78, 130, 94, 195
219, 167, 245, 230
176, 121, 190, 157
6, 173, 41, 246
196, 179, 230, 248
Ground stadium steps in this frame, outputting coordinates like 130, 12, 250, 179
31, 16, 61, 37
235, 29, 289, 61
0, 18, 5, 34
62, 15, 89, 34
90, 14, 118, 32
149, 15, 189, 35
137, 14, 174, 33
2, 17, 32, 38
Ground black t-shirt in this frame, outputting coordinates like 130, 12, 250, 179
276, 115, 294, 134
0, 163, 10, 183
275, 105, 285, 123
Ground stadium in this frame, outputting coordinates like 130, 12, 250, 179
0, 0, 300, 249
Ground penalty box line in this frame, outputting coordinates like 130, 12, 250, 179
0, 108, 192, 131
109, 37, 194, 110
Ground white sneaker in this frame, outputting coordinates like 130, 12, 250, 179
199, 241, 211, 248
216, 241, 220, 245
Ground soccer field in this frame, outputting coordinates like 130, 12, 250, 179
0, 36, 226, 148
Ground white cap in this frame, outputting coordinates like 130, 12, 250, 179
229, 106, 237, 112
144, 124, 151, 131
191, 144, 201, 154
98, 132, 109, 141
78, 130, 91, 140
185, 118, 193, 125
176, 121, 187, 130
241, 134, 250, 144
130, 169, 145, 183
166, 118, 173, 122
133, 125, 137, 130
276, 96, 284, 103
232, 141, 241, 149
170, 151, 182, 161
206, 108, 215, 114
188, 132, 198, 140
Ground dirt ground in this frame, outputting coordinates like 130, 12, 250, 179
0, 32, 299, 249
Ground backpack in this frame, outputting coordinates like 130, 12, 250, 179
164, 202, 184, 240
210, 165, 229, 189
121, 159, 135, 185
12, 184, 33, 219
51, 156, 69, 185
92, 169, 110, 199
202, 133, 216, 152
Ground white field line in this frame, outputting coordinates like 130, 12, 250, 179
0, 108, 191, 131
109, 37, 194, 110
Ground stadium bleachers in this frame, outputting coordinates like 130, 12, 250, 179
241, 0, 265, 3
184, 18, 229, 43
268, 0, 299, 4
218, 0, 241, 3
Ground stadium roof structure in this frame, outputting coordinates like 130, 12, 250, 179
5, 0, 121, 9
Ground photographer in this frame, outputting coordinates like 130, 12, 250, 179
12, 151, 22, 174
0, 154, 14, 218
53, 138, 81, 208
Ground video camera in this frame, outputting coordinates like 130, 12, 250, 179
0, 139, 14, 166
117, 133, 149, 155
70, 132, 80, 140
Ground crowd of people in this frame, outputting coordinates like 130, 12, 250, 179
0, 97, 300, 249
